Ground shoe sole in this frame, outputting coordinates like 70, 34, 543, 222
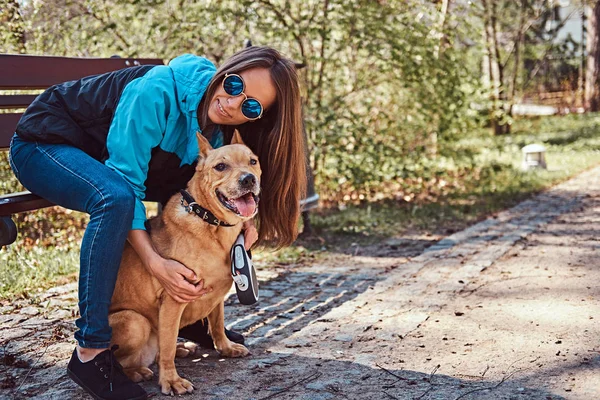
67, 369, 148, 400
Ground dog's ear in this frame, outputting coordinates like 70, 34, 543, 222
196, 131, 213, 159
231, 129, 246, 146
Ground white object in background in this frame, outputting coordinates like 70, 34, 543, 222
522, 144, 547, 170
512, 104, 557, 116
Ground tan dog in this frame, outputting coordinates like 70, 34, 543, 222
108, 130, 260, 395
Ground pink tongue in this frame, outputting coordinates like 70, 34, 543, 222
233, 193, 256, 217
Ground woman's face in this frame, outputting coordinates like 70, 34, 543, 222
207, 67, 277, 126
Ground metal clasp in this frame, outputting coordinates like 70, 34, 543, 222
181, 196, 197, 214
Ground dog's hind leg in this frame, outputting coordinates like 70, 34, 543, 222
207, 302, 249, 358
109, 310, 157, 382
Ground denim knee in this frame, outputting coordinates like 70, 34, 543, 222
88, 178, 135, 224
8, 136, 20, 179
8, 135, 33, 181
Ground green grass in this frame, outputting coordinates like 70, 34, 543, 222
0, 246, 79, 300
1, 113, 599, 301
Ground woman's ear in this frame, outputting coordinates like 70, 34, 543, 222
196, 131, 213, 158
231, 129, 246, 146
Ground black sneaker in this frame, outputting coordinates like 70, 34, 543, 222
178, 318, 245, 349
67, 345, 147, 400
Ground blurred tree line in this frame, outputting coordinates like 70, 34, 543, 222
0, 0, 595, 204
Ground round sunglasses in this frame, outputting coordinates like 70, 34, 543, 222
222, 73, 264, 120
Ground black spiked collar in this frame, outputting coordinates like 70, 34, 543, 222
179, 189, 235, 227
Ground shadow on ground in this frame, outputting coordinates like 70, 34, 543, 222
0, 264, 579, 400
3, 348, 570, 400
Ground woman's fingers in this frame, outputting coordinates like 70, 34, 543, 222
174, 278, 213, 300
243, 225, 258, 250
171, 261, 198, 282
242, 219, 258, 250
156, 259, 214, 302
170, 294, 189, 303
168, 287, 200, 303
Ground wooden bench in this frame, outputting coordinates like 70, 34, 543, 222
0, 54, 319, 247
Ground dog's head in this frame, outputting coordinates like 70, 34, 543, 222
189, 129, 261, 224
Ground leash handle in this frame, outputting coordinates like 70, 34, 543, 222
231, 233, 259, 305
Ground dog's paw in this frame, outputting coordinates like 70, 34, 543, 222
175, 341, 198, 358
218, 342, 250, 358
125, 367, 154, 382
175, 347, 190, 358
159, 375, 194, 396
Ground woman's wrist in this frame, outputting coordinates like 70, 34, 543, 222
143, 251, 163, 275
127, 229, 163, 275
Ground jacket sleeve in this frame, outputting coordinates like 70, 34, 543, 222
104, 72, 173, 230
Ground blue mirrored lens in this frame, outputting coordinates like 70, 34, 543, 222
242, 99, 262, 119
223, 75, 244, 96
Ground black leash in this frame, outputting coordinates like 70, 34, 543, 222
179, 189, 235, 227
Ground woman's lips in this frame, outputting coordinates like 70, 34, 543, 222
217, 99, 231, 118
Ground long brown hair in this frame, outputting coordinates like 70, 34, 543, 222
198, 46, 306, 248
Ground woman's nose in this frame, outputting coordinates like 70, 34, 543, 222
227, 95, 245, 110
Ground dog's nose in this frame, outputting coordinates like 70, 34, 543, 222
239, 173, 257, 189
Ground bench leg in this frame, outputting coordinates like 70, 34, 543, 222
300, 210, 313, 236
0, 216, 17, 247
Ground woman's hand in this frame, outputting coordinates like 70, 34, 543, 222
243, 219, 258, 250
128, 229, 211, 303
147, 257, 212, 303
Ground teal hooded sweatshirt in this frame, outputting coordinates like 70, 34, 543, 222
104, 54, 223, 230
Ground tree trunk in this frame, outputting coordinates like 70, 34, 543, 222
509, 0, 526, 115
482, 0, 509, 135
429, 0, 452, 158
579, 7, 587, 107
585, 2, 600, 111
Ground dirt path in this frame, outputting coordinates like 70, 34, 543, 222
1, 166, 599, 400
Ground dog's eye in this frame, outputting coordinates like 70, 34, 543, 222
214, 163, 228, 172
250, 159, 257, 166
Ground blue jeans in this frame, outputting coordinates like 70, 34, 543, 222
9, 134, 135, 349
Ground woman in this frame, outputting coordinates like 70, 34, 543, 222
9, 46, 306, 400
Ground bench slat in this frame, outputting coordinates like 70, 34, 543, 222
0, 95, 39, 109
0, 191, 54, 216
0, 54, 163, 89
0, 113, 22, 148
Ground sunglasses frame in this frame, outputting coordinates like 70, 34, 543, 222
222, 73, 264, 121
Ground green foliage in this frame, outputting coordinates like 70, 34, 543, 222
0, 0, 26, 53
2, 0, 482, 203
310, 113, 600, 248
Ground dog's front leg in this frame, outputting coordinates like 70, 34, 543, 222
208, 301, 249, 357
157, 297, 194, 395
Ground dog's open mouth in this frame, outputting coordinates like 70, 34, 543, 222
216, 190, 259, 217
